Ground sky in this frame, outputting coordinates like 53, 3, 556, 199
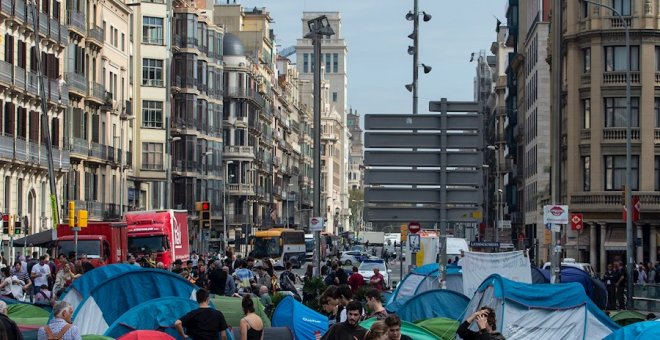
235, 0, 506, 116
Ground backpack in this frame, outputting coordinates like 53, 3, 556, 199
280, 271, 300, 300
43, 324, 71, 340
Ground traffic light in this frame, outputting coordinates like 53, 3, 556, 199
1, 214, 8, 234
195, 201, 211, 228
8, 215, 14, 235
78, 210, 88, 228
14, 216, 21, 235
68, 201, 75, 227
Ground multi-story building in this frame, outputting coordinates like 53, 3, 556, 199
560, 0, 659, 271
130, 0, 170, 211
168, 0, 224, 250
61, 0, 131, 221
508, 0, 552, 263
297, 12, 350, 234
0, 0, 71, 237
347, 108, 363, 191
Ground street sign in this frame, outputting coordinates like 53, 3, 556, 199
498, 220, 511, 229
408, 234, 421, 252
543, 205, 569, 224
570, 213, 583, 231
365, 169, 482, 186
470, 241, 500, 248
310, 217, 324, 232
365, 113, 481, 131
408, 221, 421, 234
365, 132, 482, 149
364, 207, 482, 222
365, 187, 482, 205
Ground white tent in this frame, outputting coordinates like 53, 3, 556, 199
460, 274, 619, 340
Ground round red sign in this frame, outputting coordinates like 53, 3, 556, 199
550, 206, 564, 216
311, 218, 319, 225
408, 221, 421, 234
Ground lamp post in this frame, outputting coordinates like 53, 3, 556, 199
305, 15, 334, 277
580, 0, 632, 308
119, 115, 135, 217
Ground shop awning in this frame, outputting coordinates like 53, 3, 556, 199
12, 229, 55, 247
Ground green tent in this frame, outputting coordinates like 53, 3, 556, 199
416, 317, 460, 340
610, 310, 646, 326
211, 296, 271, 328
7, 304, 49, 327
360, 317, 437, 340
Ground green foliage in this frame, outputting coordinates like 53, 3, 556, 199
302, 276, 327, 313
267, 292, 287, 319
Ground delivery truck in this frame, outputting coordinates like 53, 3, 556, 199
124, 210, 189, 268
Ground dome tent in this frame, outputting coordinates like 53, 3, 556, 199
104, 297, 199, 338
396, 289, 469, 323
59, 264, 141, 311
272, 296, 327, 340
386, 263, 463, 312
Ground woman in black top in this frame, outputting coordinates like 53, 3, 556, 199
239, 294, 263, 340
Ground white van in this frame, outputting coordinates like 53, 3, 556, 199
447, 237, 469, 259
542, 258, 598, 278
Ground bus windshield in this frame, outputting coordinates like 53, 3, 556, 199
252, 237, 282, 258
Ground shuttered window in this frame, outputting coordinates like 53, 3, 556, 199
29, 110, 39, 142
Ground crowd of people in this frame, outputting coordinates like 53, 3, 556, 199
602, 260, 660, 310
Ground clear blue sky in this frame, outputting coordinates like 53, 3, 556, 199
236, 0, 506, 115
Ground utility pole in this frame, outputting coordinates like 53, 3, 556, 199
550, 0, 562, 284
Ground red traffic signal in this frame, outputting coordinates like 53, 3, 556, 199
1, 214, 8, 222
202, 202, 210, 211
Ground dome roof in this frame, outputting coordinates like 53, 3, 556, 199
223, 33, 245, 56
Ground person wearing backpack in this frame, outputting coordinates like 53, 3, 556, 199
279, 262, 300, 300
37, 301, 81, 340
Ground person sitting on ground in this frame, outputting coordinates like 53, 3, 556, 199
384, 314, 413, 340
0, 267, 15, 299
53, 263, 77, 298
320, 300, 368, 340
363, 288, 387, 320
175, 288, 228, 340
364, 320, 389, 340
456, 307, 505, 340
239, 294, 264, 340
34, 285, 53, 305
37, 301, 81, 340
0, 300, 22, 340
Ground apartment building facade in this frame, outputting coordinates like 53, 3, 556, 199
562, 0, 659, 270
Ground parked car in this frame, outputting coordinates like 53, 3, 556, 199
542, 258, 598, 278
340, 251, 372, 266
359, 259, 391, 289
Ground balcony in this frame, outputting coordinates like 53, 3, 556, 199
602, 127, 640, 142
570, 191, 660, 213
602, 71, 640, 86
226, 183, 254, 195
87, 82, 106, 104
608, 16, 632, 29
89, 142, 107, 159
38, 12, 49, 37
655, 129, 660, 143
87, 26, 104, 48
69, 137, 89, 157
66, 10, 85, 36
0, 60, 11, 85
224, 87, 265, 108
223, 145, 254, 158
66, 72, 87, 96
580, 129, 591, 141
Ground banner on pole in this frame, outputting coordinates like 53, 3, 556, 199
461, 250, 532, 298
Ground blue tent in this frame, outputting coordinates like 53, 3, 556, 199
272, 296, 328, 340
396, 289, 470, 323
60, 264, 141, 311
387, 264, 463, 312
531, 265, 549, 284
464, 274, 619, 339
72, 269, 197, 335
104, 297, 199, 339
541, 266, 607, 309
603, 320, 660, 340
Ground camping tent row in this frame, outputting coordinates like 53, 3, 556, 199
56, 264, 270, 338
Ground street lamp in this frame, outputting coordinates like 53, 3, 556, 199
405, 1, 432, 114
305, 15, 334, 277
223, 160, 234, 255
487, 145, 501, 244
119, 115, 135, 217
580, 0, 633, 308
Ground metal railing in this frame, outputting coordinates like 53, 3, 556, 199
87, 26, 104, 43
223, 145, 254, 157
89, 142, 107, 159
70, 137, 89, 156
14, 137, 27, 161
66, 10, 85, 34
66, 72, 88, 93
0, 60, 11, 85
226, 183, 254, 194
88, 82, 106, 102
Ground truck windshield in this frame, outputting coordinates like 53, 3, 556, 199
129, 236, 167, 254
58, 240, 100, 259
252, 237, 281, 258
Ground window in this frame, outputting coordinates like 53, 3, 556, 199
143, 17, 163, 45
142, 142, 163, 170
656, 156, 660, 191
582, 0, 589, 18
657, 46, 660, 71
142, 100, 163, 128
612, 0, 631, 16
582, 156, 591, 191
604, 155, 638, 190
142, 59, 163, 86
583, 48, 590, 72
121, 33, 125, 51
325, 53, 331, 73
303, 53, 308, 73
656, 98, 660, 128
604, 97, 639, 127
582, 98, 591, 129
332, 92, 337, 102
333, 53, 338, 73
604, 45, 639, 71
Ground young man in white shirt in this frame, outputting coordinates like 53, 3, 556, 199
31, 256, 51, 297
